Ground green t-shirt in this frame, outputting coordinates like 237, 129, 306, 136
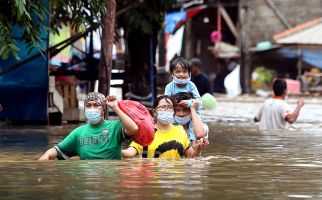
54, 120, 126, 160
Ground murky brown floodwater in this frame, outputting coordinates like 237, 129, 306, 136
1, 99, 322, 199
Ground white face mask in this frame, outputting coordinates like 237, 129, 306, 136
157, 111, 174, 125
175, 115, 191, 125
172, 76, 191, 85
85, 108, 102, 125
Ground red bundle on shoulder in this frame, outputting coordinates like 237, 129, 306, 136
118, 100, 155, 146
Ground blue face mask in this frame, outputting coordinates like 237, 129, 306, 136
85, 108, 102, 125
172, 76, 191, 85
175, 115, 191, 125
157, 111, 174, 125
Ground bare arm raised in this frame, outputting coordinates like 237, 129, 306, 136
190, 99, 205, 139
285, 99, 304, 123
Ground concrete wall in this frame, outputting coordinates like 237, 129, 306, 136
244, 0, 322, 47
180, 0, 322, 92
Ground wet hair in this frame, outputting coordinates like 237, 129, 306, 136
272, 78, 287, 96
171, 92, 195, 104
170, 57, 192, 74
190, 58, 202, 68
153, 95, 175, 109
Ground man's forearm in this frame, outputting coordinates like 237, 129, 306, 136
38, 148, 57, 161
113, 105, 138, 136
191, 108, 205, 139
287, 105, 302, 123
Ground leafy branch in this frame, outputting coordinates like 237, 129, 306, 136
0, 0, 107, 60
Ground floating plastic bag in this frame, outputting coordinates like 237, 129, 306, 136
118, 100, 155, 146
201, 93, 217, 110
224, 64, 242, 97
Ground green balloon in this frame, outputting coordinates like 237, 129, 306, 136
202, 93, 217, 109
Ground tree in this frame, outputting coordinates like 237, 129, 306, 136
0, 0, 107, 60
0, 0, 177, 99
98, 0, 116, 96
0, 0, 113, 96
116, 0, 175, 99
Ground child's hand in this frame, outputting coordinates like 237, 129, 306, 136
191, 99, 199, 109
194, 141, 202, 151
199, 137, 209, 147
192, 138, 208, 149
105, 96, 118, 108
178, 100, 188, 107
178, 99, 198, 109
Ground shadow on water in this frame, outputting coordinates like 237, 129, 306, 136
1, 100, 322, 199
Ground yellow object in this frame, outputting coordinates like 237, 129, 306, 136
50, 25, 71, 62
130, 125, 190, 159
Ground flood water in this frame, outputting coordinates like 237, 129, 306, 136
1, 98, 322, 199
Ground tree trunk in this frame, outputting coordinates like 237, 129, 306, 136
127, 31, 158, 99
184, 20, 193, 59
99, 0, 116, 96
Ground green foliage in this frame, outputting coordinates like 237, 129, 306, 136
0, 0, 176, 60
0, 0, 48, 60
50, 0, 106, 34
0, 0, 107, 60
0, 23, 20, 60
255, 67, 276, 85
0, 118, 12, 127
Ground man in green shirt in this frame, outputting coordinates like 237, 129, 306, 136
39, 92, 138, 160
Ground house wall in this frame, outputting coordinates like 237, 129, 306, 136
239, 0, 322, 91
180, 0, 322, 92
244, 0, 322, 48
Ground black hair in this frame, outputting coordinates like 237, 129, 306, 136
153, 95, 175, 109
171, 92, 195, 104
170, 57, 192, 74
190, 58, 202, 68
272, 78, 287, 96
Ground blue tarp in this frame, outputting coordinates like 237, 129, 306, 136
0, 5, 49, 122
278, 48, 322, 69
165, 11, 186, 34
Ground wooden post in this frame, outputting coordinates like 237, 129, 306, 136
158, 29, 166, 67
219, 4, 238, 39
297, 47, 302, 80
239, 0, 251, 94
184, 20, 193, 59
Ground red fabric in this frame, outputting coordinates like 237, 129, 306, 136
118, 100, 155, 146
173, 5, 207, 33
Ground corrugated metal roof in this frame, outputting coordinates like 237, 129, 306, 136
274, 18, 322, 45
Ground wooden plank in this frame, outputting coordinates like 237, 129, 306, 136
62, 108, 80, 121
55, 75, 78, 110
70, 84, 77, 108
219, 4, 238, 39
265, 0, 292, 29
